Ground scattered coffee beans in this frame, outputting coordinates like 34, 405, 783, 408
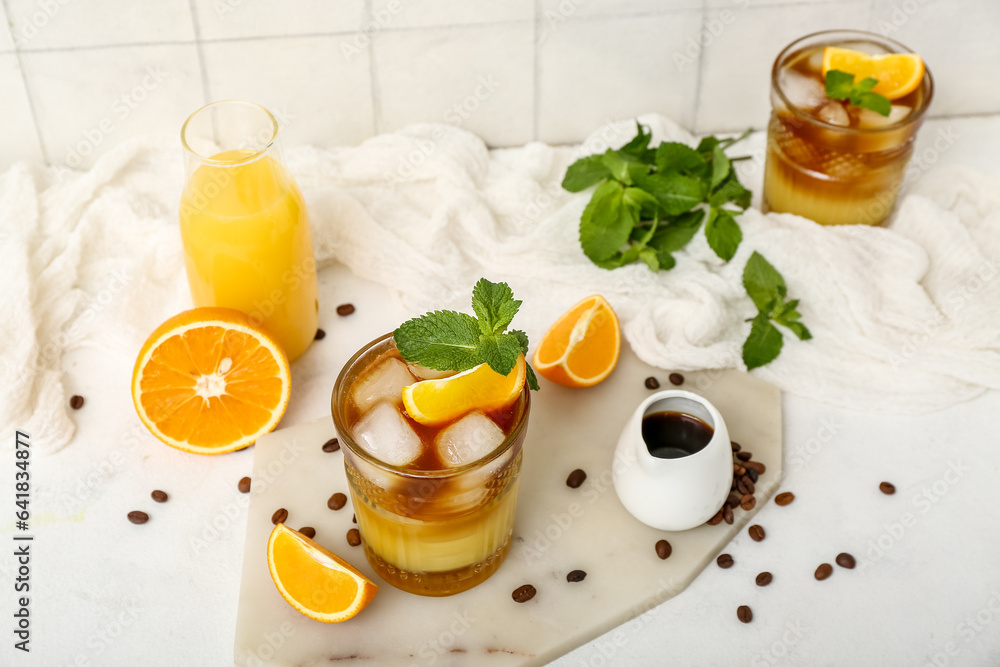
836, 553, 856, 569
707, 510, 724, 525
755, 572, 773, 587
346, 528, 361, 546
322, 438, 341, 453
314, 328, 326, 340
717, 553, 734, 569
566, 469, 587, 489
775, 492, 795, 506
238, 476, 251, 493
879, 481, 896, 495
644, 376, 660, 389
737, 605, 753, 623
730, 441, 741, 452
127, 511, 148, 525
655, 539, 672, 560
271, 508, 288, 525
352, 513, 357, 524
336, 303, 356, 316
668, 373, 684, 386
328, 493, 347, 511
723, 504, 734, 525
299, 527, 316, 539
512, 584, 536, 603
746, 467, 759, 483
151, 490, 168, 503
740, 496, 756, 511
70, 395, 85, 410
748, 525, 765, 542
566, 570, 587, 583
815, 563, 833, 580
735, 451, 752, 462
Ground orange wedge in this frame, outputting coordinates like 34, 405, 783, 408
822, 47, 925, 100
131, 307, 291, 455
402, 355, 525, 426
267, 524, 378, 623
532, 295, 620, 388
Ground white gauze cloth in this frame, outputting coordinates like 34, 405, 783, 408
3, 115, 999, 454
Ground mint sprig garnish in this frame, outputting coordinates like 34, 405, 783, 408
741, 252, 812, 370
394, 278, 539, 390
825, 69, 891, 117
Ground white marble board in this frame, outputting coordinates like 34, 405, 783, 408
234, 347, 782, 666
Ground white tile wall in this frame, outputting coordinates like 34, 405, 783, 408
1, 0, 998, 172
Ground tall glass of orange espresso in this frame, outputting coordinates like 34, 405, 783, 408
179, 101, 318, 361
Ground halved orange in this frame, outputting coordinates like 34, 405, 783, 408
131, 307, 291, 455
267, 523, 378, 623
402, 355, 525, 426
532, 295, 620, 388
822, 47, 925, 100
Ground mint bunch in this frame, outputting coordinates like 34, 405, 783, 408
563, 122, 752, 270
393, 278, 539, 390
825, 69, 891, 116
742, 252, 812, 370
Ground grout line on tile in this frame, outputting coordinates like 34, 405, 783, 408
1, 0, 47, 163
187, 0, 213, 105
365, 0, 382, 135
532, 0, 540, 142
690, 0, 708, 135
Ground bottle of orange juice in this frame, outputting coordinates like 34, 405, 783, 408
179, 101, 318, 361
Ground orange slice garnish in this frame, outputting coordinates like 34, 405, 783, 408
532, 295, 620, 388
402, 355, 525, 426
267, 524, 378, 623
131, 307, 291, 455
822, 47, 925, 100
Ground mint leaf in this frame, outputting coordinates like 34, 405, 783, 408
854, 76, 878, 94
825, 69, 856, 100
855, 91, 891, 116
639, 247, 659, 272
711, 144, 731, 189
623, 187, 660, 219
656, 251, 676, 270
524, 363, 539, 391
394, 310, 482, 372
471, 278, 520, 335
620, 122, 655, 162
649, 209, 704, 253
826, 69, 892, 117
634, 172, 704, 216
580, 181, 634, 263
742, 251, 786, 312
710, 174, 751, 209
562, 155, 610, 192
476, 333, 523, 376
655, 142, 706, 176
705, 208, 742, 261
696, 136, 719, 156
601, 150, 650, 185
785, 321, 812, 341
743, 312, 783, 370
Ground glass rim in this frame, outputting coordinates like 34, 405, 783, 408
180, 99, 279, 166
770, 29, 934, 135
331, 333, 531, 479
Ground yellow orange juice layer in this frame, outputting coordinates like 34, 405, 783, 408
179, 150, 318, 361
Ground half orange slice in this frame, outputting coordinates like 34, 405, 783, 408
532, 295, 620, 387
402, 355, 526, 426
822, 47, 925, 100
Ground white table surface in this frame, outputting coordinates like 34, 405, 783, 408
7, 115, 1000, 667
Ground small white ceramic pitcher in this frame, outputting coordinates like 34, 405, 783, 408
612, 390, 732, 531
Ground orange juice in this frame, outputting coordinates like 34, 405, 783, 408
179, 149, 318, 361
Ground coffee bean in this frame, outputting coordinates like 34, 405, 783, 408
734, 464, 745, 476
836, 552, 856, 569
352, 513, 357, 524
512, 584, 536, 603
328, 493, 347, 511
566, 570, 587, 583
744, 461, 766, 475
336, 303, 356, 316
322, 438, 340, 453
755, 572, 773, 586
707, 510, 724, 526
740, 496, 756, 511
644, 376, 660, 390
879, 481, 896, 495
736, 478, 750, 496
746, 467, 759, 483
743, 478, 755, 495
127, 511, 148, 525
299, 527, 316, 539
731, 441, 741, 452
655, 539, 672, 560
346, 528, 361, 546
150, 490, 168, 503
723, 504, 734, 525
271, 508, 288, 525
775, 491, 795, 506
314, 328, 326, 340
748, 524, 765, 542
668, 373, 684, 386
737, 605, 753, 623
815, 563, 833, 580
566, 469, 587, 489
238, 476, 251, 493
726, 492, 742, 508
735, 451, 752, 462
717, 553, 734, 569
69, 395, 85, 410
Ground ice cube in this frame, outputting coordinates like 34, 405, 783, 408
806, 49, 824, 73
817, 102, 850, 127
856, 105, 911, 130
351, 358, 415, 412
353, 402, 423, 466
407, 363, 456, 381
779, 70, 826, 110
435, 411, 505, 468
